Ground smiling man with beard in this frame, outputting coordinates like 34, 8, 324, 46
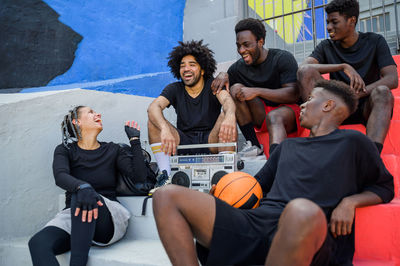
212, 18, 301, 158
298, 0, 398, 154
147, 40, 237, 193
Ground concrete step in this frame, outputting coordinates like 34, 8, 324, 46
0, 238, 170, 266
0, 160, 267, 266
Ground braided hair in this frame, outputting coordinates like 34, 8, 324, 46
61, 106, 84, 148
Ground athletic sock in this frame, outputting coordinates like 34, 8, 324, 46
239, 122, 261, 149
151, 143, 171, 175
374, 142, 383, 154
269, 143, 279, 154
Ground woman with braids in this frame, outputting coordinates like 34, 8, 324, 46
28, 106, 148, 266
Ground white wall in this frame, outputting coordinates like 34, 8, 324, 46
0, 89, 176, 239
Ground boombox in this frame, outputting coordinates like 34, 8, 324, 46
170, 143, 244, 192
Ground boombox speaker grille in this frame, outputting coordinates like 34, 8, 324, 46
172, 171, 191, 187
211, 170, 228, 185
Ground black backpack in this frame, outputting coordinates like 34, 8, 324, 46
116, 143, 158, 196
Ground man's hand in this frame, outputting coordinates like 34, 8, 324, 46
235, 86, 259, 102
218, 115, 237, 143
211, 72, 230, 95
343, 64, 366, 93
161, 126, 178, 156
329, 198, 356, 238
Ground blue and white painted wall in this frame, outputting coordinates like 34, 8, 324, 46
0, 0, 185, 96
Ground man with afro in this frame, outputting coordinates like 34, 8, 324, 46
147, 40, 237, 193
212, 18, 301, 158
298, 0, 398, 154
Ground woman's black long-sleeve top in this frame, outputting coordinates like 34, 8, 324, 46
53, 139, 147, 208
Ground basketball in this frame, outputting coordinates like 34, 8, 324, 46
214, 171, 263, 209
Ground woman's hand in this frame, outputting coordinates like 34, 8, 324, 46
125, 120, 140, 141
74, 185, 103, 223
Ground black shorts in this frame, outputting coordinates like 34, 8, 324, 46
177, 129, 211, 155
342, 97, 369, 125
196, 198, 334, 265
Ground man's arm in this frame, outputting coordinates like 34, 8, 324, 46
215, 90, 237, 142
329, 191, 383, 238
356, 65, 399, 98
232, 82, 299, 104
147, 96, 178, 155
211, 72, 230, 95
300, 56, 366, 92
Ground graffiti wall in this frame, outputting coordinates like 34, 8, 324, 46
0, 0, 185, 96
248, 0, 327, 44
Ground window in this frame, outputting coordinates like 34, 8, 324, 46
360, 13, 390, 32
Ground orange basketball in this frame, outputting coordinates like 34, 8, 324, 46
214, 171, 263, 209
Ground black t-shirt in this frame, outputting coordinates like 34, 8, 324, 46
254, 129, 394, 264
53, 140, 147, 208
160, 78, 221, 132
227, 48, 298, 107
310, 32, 396, 86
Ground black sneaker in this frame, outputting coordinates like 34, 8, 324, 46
148, 170, 172, 195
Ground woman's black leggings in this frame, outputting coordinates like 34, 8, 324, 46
29, 195, 114, 266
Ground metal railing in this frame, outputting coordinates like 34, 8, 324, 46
245, 0, 400, 62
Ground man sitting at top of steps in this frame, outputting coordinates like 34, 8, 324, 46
147, 40, 237, 194
297, 0, 398, 154
211, 18, 301, 158
152, 79, 394, 266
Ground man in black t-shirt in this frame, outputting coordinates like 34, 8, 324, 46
212, 18, 301, 157
298, 0, 398, 153
147, 40, 236, 192
152, 79, 394, 265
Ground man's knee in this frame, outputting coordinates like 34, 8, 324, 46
266, 110, 284, 128
230, 83, 244, 99
153, 185, 182, 212
283, 198, 326, 231
370, 85, 394, 106
266, 108, 294, 130
297, 64, 318, 82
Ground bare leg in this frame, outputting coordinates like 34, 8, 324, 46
208, 112, 237, 153
363, 85, 394, 144
153, 185, 216, 266
148, 119, 180, 144
297, 65, 324, 102
265, 198, 327, 266
265, 106, 297, 145
230, 84, 266, 127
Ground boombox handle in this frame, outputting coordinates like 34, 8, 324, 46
177, 142, 237, 152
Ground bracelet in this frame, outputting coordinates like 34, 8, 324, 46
129, 137, 139, 141
77, 183, 91, 191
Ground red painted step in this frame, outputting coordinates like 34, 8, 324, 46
354, 198, 400, 265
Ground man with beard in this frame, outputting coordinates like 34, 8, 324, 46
297, 0, 398, 154
147, 40, 237, 193
212, 18, 300, 158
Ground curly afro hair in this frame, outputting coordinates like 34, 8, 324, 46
314, 79, 357, 114
235, 18, 266, 41
167, 40, 216, 81
325, 0, 359, 24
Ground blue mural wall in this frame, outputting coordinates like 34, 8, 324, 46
1, 0, 185, 97
298, 0, 328, 42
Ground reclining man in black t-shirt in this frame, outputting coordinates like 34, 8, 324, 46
297, 0, 398, 153
147, 40, 237, 194
152, 79, 394, 265
212, 18, 300, 158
